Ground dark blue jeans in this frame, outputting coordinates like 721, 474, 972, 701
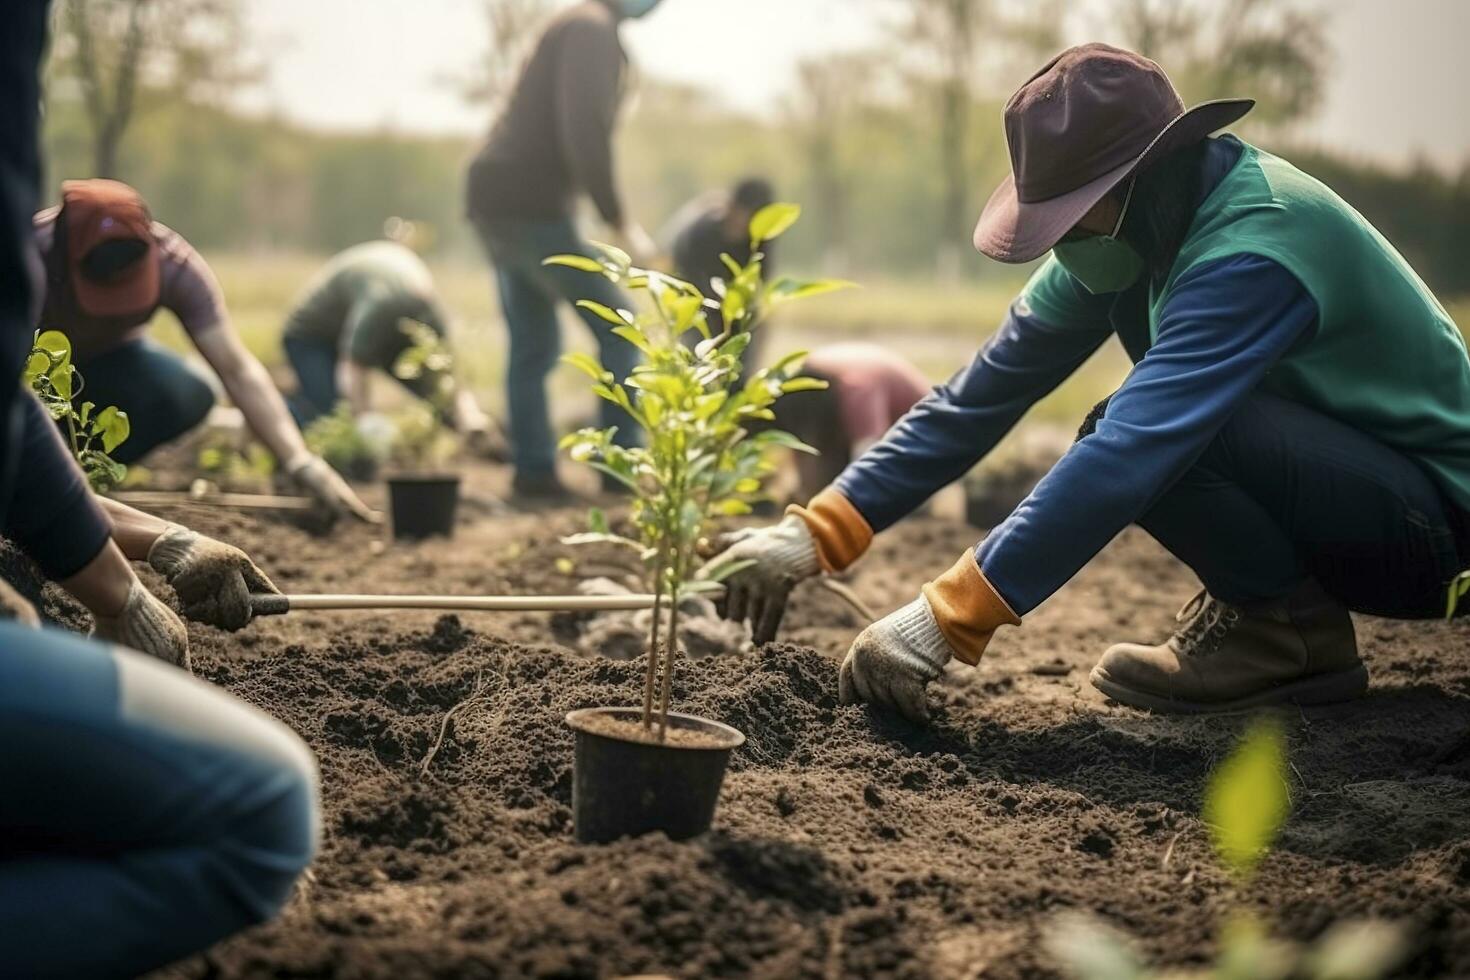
0, 622, 319, 978
73, 339, 217, 464
282, 334, 437, 427
473, 217, 640, 476
1119, 392, 1468, 618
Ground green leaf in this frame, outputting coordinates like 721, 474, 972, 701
542, 254, 605, 273
611, 324, 653, 355
588, 507, 609, 533
749, 202, 801, 246
1204, 718, 1290, 880
23, 351, 49, 385
95, 406, 131, 453
1305, 919, 1408, 980
1446, 570, 1470, 619
750, 428, 819, 455
590, 241, 632, 269
576, 299, 634, 326
767, 276, 859, 306
562, 352, 612, 383
781, 377, 830, 394
35, 329, 72, 364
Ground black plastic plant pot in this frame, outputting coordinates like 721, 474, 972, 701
565, 706, 746, 844
386, 473, 460, 540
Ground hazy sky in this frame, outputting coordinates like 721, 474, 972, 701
245, 0, 1469, 169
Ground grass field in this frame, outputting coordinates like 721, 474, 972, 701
154, 251, 1470, 438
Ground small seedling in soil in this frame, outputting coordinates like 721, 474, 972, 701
1046, 718, 1407, 980
25, 329, 130, 492
388, 321, 461, 473
304, 402, 382, 481
549, 203, 851, 742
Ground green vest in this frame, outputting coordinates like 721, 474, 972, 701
1026, 138, 1470, 511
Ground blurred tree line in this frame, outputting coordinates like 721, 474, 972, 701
40, 0, 1470, 297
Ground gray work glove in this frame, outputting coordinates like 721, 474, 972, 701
839, 595, 952, 724
288, 453, 379, 523
0, 577, 40, 628
148, 524, 280, 631
92, 578, 191, 671
704, 514, 822, 645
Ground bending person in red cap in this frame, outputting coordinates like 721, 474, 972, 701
33, 180, 376, 522
707, 43, 1470, 719
761, 343, 931, 503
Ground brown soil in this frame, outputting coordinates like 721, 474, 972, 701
572, 710, 742, 750
23, 459, 1468, 978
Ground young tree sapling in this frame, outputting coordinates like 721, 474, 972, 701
548, 203, 852, 741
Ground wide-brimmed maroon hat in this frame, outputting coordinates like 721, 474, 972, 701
60, 179, 161, 317
974, 43, 1254, 263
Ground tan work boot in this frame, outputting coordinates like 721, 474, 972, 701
1090, 579, 1367, 713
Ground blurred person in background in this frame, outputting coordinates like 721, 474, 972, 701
708, 44, 1470, 721
33, 179, 376, 522
667, 176, 778, 365
280, 233, 496, 451
1, 3, 319, 975
762, 342, 930, 502
465, 0, 666, 501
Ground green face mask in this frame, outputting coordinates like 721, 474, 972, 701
1052, 178, 1143, 294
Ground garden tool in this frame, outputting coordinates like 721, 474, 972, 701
249, 578, 876, 622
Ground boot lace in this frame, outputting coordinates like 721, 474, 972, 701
1171, 590, 1243, 657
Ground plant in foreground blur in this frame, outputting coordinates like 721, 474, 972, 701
1046, 717, 1408, 980
549, 203, 851, 740
387, 321, 459, 473
304, 403, 381, 481
26, 329, 130, 492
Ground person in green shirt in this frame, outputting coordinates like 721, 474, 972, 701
708, 43, 1470, 719
280, 238, 493, 444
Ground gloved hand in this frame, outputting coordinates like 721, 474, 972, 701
704, 514, 822, 644
147, 524, 281, 631
92, 578, 191, 670
288, 452, 379, 523
0, 577, 40, 628
839, 595, 953, 723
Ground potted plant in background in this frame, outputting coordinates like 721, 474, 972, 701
384, 322, 462, 540
552, 203, 852, 843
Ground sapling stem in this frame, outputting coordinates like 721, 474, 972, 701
642, 554, 667, 730
657, 550, 684, 743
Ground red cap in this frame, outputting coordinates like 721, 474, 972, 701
61, 179, 161, 317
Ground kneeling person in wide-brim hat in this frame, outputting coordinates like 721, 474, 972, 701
707, 43, 1470, 719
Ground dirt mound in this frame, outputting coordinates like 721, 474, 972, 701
32, 461, 1464, 978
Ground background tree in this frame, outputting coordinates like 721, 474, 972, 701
884, 0, 1064, 275
49, 0, 256, 179
450, 0, 553, 110
788, 53, 879, 274
1102, 0, 1331, 131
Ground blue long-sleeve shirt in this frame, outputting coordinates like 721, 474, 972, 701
836, 143, 1320, 615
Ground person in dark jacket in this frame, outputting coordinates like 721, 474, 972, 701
664, 176, 777, 368
34, 180, 376, 521
0, 4, 319, 975
706, 44, 1470, 721
465, 0, 665, 499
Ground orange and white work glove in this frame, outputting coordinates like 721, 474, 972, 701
91, 578, 191, 671
708, 489, 874, 644
286, 452, 379, 523
147, 524, 280, 631
840, 553, 1020, 723
705, 516, 822, 644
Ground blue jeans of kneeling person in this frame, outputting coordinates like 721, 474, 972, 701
472, 216, 641, 478
0, 623, 319, 979
1081, 391, 1468, 617
71, 339, 218, 464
